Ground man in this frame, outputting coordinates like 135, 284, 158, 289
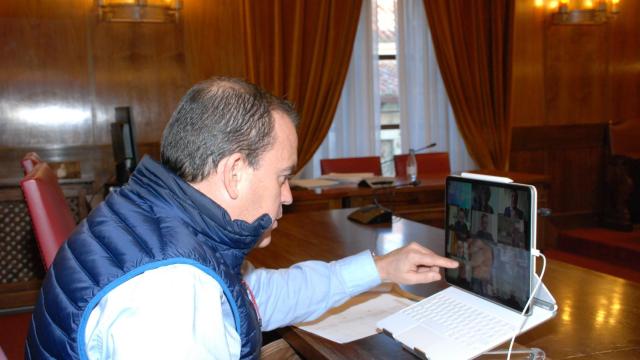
25, 77, 457, 359
504, 189, 524, 220
468, 213, 494, 295
474, 213, 494, 243
468, 236, 493, 291
472, 185, 494, 214
493, 221, 527, 303
452, 207, 470, 241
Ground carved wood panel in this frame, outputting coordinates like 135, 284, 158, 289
510, 124, 607, 219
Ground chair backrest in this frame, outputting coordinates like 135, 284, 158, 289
20, 162, 76, 269
609, 120, 640, 158
394, 152, 451, 177
320, 156, 382, 176
20, 152, 42, 175
0, 187, 47, 282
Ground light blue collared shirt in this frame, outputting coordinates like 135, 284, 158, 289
247, 250, 382, 330
85, 251, 381, 359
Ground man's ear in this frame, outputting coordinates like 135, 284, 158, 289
221, 153, 246, 200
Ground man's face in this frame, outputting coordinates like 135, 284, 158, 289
480, 215, 488, 230
236, 111, 298, 248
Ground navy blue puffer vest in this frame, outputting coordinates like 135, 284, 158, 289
25, 156, 270, 359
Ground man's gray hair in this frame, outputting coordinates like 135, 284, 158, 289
161, 77, 298, 182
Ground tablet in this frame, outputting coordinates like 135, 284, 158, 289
444, 175, 538, 313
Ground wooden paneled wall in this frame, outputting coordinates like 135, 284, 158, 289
183, 0, 247, 82
0, 0, 245, 182
510, 0, 640, 223
609, 1, 640, 122
1, 0, 638, 221
510, 124, 607, 220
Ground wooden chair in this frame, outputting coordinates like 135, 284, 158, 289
0, 187, 46, 290
320, 156, 382, 175
394, 152, 450, 178
20, 162, 77, 269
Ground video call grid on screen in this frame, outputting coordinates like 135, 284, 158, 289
444, 176, 534, 313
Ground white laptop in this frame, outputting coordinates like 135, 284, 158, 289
377, 173, 557, 360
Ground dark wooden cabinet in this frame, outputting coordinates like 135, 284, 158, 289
603, 121, 640, 231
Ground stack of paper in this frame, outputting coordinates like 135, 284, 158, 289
295, 291, 415, 343
290, 178, 340, 189
320, 172, 376, 184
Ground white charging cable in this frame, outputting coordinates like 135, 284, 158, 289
506, 249, 546, 360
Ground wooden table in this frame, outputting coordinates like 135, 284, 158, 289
288, 174, 449, 224
289, 172, 549, 212
247, 209, 640, 359
290, 171, 552, 248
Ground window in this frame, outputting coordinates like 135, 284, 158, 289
375, 0, 401, 176
301, 0, 472, 180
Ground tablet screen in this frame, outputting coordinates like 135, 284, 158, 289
444, 176, 535, 313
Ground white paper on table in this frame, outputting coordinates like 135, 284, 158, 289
294, 291, 415, 344
319, 172, 375, 184
290, 178, 339, 189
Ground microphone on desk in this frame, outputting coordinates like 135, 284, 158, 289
348, 180, 419, 224
349, 143, 438, 224
352, 144, 440, 224
357, 177, 420, 188
412, 142, 438, 153
380, 142, 438, 166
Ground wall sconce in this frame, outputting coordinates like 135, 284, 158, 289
534, 0, 620, 24
98, 0, 182, 23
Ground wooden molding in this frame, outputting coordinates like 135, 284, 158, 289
511, 123, 607, 152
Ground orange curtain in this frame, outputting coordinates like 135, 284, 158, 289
423, 0, 515, 170
242, 0, 362, 172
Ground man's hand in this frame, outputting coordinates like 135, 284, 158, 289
373, 242, 459, 285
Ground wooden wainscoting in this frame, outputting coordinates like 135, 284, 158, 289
510, 123, 608, 244
0, 142, 161, 195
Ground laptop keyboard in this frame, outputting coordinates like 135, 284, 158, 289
401, 290, 516, 351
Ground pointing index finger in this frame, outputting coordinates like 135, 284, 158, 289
421, 252, 459, 269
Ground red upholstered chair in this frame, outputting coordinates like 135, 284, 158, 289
20, 152, 43, 175
394, 152, 451, 178
20, 162, 76, 269
320, 156, 382, 175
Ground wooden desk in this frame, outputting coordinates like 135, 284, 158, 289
290, 172, 548, 212
248, 209, 640, 360
289, 174, 449, 226
290, 171, 551, 248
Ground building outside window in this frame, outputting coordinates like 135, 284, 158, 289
376, 0, 401, 176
